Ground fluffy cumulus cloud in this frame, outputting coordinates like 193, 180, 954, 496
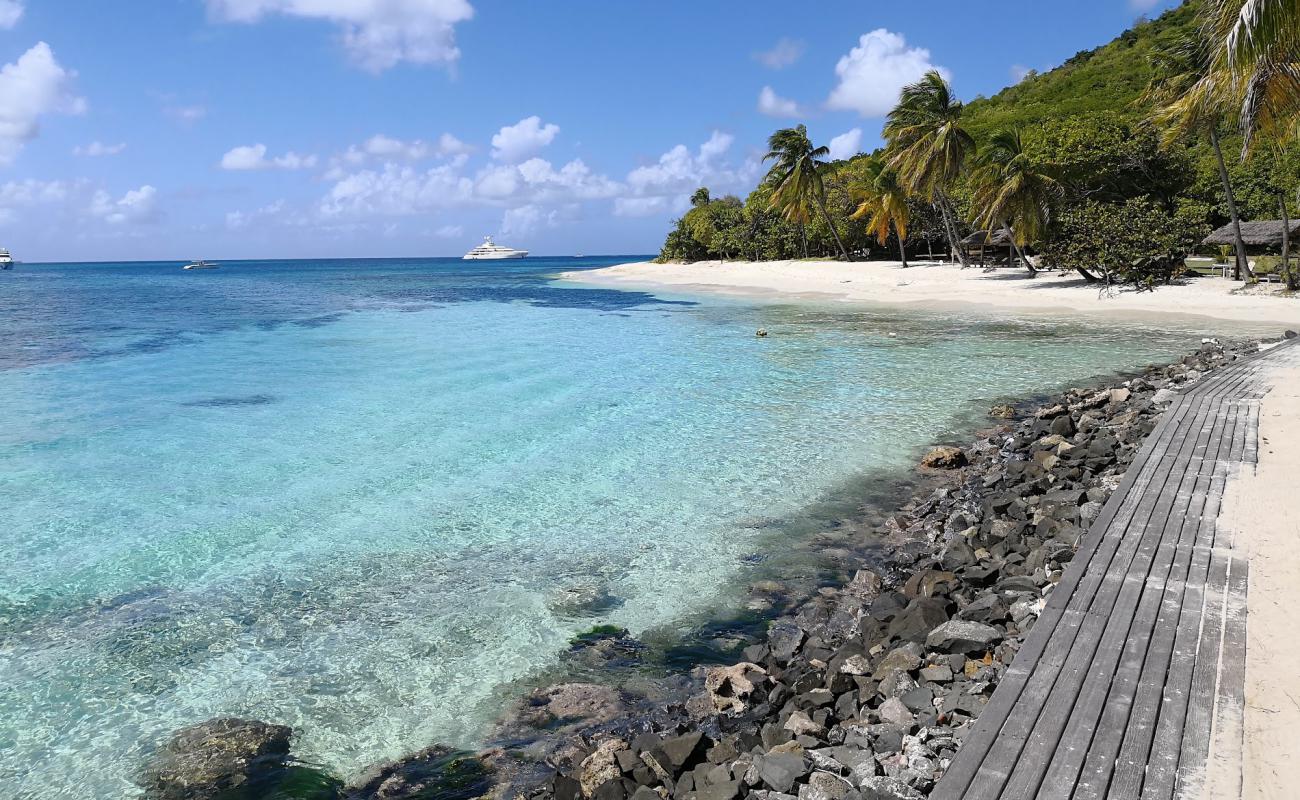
206, 0, 474, 72
74, 141, 127, 157
491, 116, 559, 163
757, 86, 803, 118
333, 132, 470, 172
754, 37, 804, 70
827, 128, 863, 161
618, 131, 759, 217
319, 160, 473, 216
826, 29, 948, 117
0, 42, 86, 167
89, 185, 158, 225
0, 0, 23, 29
220, 143, 318, 170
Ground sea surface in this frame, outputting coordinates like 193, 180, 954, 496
0, 257, 1263, 798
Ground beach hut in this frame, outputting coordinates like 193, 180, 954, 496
959, 229, 1015, 268
1201, 220, 1300, 254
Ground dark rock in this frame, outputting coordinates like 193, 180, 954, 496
925, 620, 1002, 653
348, 745, 491, 800
140, 718, 295, 800
856, 775, 925, 799
769, 622, 805, 664
886, 598, 949, 643
919, 446, 967, 469
751, 753, 808, 793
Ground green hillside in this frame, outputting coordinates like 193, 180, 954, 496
962, 1, 1201, 138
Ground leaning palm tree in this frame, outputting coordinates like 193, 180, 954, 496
849, 159, 911, 266
1202, 0, 1300, 150
1146, 39, 1255, 280
971, 130, 1059, 275
883, 70, 976, 267
763, 125, 853, 261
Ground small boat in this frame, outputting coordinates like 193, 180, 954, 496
183, 260, 219, 270
0, 248, 13, 270
463, 236, 528, 260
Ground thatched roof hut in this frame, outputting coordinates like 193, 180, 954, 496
1201, 220, 1300, 252
960, 229, 1013, 248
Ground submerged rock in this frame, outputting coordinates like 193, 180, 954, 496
348, 745, 493, 800
140, 717, 294, 800
919, 446, 967, 469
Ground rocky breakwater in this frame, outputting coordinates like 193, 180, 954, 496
509, 338, 1264, 800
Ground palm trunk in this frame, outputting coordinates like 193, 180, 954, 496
1211, 129, 1253, 281
936, 191, 971, 267
799, 223, 808, 259
926, 236, 934, 262
896, 225, 908, 268
1282, 192, 1295, 290
1002, 222, 1036, 275
813, 192, 853, 262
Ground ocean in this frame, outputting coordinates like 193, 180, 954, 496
0, 256, 1256, 798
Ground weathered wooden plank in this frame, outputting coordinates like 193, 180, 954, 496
1072, 375, 1257, 799
998, 381, 1230, 800
929, 392, 1202, 799
957, 381, 1229, 800
1138, 402, 1249, 800
1107, 373, 1260, 798
1032, 378, 1234, 799
930, 344, 1286, 800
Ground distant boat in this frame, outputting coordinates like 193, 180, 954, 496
0, 248, 12, 270
574, 253, 584, 258
463, 236, 528, 260
182, 260, 219, 270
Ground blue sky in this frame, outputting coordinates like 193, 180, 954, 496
0, 0, 1182, 261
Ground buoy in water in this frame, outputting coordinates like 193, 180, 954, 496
755, 329, 768, 337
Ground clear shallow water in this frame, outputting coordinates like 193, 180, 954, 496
0, 258, 1244, 797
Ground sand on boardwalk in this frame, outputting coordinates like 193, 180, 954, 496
561, 259, 1300, 327
1210, 348, 1300, 800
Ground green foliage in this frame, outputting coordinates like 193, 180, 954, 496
1040, 197, 1208, 286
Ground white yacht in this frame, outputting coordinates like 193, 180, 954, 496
463, 236, 528, 260
0, 248, 12, 269
183, 260, 219, 270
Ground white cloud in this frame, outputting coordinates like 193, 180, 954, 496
1010, 64, 1032, 83
755, 37, 804, 70
618, 131, 760, 217
336, 132, 470, 169
73, 141, 127, 157
89, 185, 158, 225
220, 143, 318, 170
0, 0, 24, 29
226, 199, 286, 229
0, 42, 86, 167
206, 0, 475, 72
827, 128, 863, 161
165, 104, 208, 124
491, 116, 559, 162
826, 29, 948, 117
757, 86, 804, 118
433, 223, 462, 238
0, 177, 70, 207
319, 160, 473, 216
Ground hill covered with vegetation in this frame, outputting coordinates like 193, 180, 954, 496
657, 0, 1299, 287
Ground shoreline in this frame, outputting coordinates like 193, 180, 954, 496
557, 260, 1300, 330
492, 337, 1273, 800
132, 336, 1277, 800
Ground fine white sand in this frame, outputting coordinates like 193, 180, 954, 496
1212, 348, 1300, 800
562, 260, 1300, 327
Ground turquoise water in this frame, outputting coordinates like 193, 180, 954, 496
0, 258, 1251, 798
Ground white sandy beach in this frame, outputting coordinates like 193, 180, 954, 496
563, 260, 1300, 328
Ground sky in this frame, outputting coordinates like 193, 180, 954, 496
0, 0, 1184, 261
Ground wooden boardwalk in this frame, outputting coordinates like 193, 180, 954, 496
931, 340, 1298, 800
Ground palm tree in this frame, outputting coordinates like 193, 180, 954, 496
884, 70, 977, 267
971, 130, 1059, 275
1146, 40, 1255, 280
763, 125, 853, 261
1202, 0, 1300, 150
849, 159, 912, 266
